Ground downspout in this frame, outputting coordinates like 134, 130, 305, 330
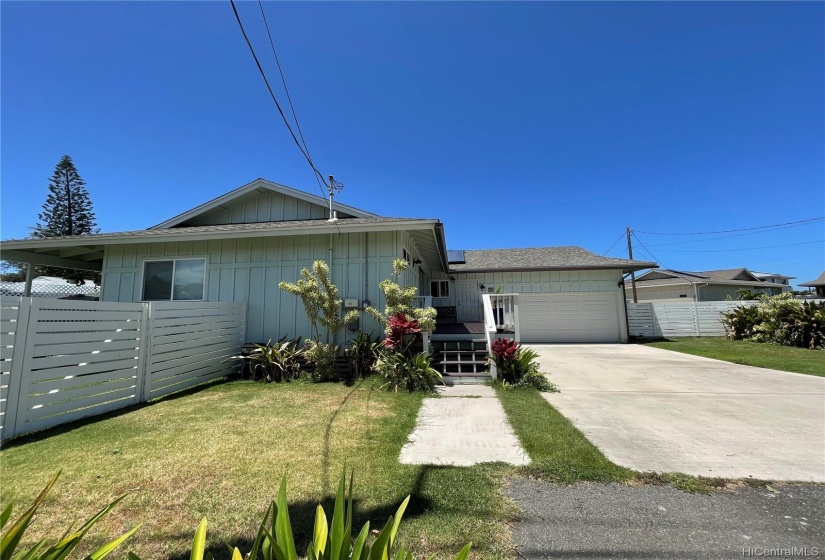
363, 232, 369, 308
621, 273, 631, 343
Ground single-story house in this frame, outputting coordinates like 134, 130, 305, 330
799, 271, 825, 297
1, 178, 654, 345
627, 268, 789, 302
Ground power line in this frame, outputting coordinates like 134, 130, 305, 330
646, 219, 825, 247
602, 232, 626, 256
635, 217, 825, 236
652, 239, 824, 253
631, 232, 667, 267
256, 0, 327, 200
229, 0, 329, 198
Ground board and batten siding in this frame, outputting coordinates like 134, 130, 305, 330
179, 191, 352, 226
101, 230, 425, 343
429, 269, 625, 305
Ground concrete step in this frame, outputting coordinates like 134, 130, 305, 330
442, 375, 491, 385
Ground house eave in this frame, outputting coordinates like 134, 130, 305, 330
450, 263, 657, 274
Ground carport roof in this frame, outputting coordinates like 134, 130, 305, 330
447, 246, 656, 273
799, 270, 825, 287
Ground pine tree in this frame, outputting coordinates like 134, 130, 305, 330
32, 155, 100, 284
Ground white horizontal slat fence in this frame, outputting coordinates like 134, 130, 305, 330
628, 300, 758, 338
143, 302, 245, 400
0, 297, 245, 441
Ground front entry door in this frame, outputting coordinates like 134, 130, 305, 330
456, 280, 481, 322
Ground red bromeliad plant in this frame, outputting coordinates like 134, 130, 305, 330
383, 312, 422, 349
491, 337, 518, 361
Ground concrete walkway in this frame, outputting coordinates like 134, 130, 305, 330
399, 385, 530, 466
531, 344, 825, 482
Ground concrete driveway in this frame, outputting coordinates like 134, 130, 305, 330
530, 344, 825, 482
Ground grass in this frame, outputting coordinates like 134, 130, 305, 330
643, 338, 825, 377
1, 378, 516, 560
495, 387, 634, 484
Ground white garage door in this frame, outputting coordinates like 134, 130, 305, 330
519, 293, 621, 343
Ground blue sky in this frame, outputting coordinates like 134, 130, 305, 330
2, 1, 823, 287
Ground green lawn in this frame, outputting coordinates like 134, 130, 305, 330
495, 387, 633, 484
643, 338, 825, 377
1, 378, 516, 560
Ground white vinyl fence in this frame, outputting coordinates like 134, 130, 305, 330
0, 297, 245, 441
627, 300, 757, 339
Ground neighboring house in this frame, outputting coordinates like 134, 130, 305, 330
627, 268, 788, 302
799, 271, 825, 297
1, 178, 654, 346
0, 275, 99, 298
751, 271, 795, 292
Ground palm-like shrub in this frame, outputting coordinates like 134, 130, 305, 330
228, 339, 303, 382
346, 331, 381, 380
722, 295, 824, 349
376, 351, 443, 393
365, 260, 437, 335
279, 261, 359, 381
721, 304, 760, 340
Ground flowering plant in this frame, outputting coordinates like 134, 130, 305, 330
383, 312, 422, 349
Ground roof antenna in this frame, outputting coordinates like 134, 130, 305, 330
327, 175, 343, 222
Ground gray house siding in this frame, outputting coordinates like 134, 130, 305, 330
428, 269, 625, 306
697, 284, 778, 301
101, 230, 426, 343
176, 190, 355, 227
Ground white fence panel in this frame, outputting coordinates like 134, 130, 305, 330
143, 302, 245, 401
1, 298, 246, 440
11, 299, 146, 437
1, 297, 30, 440
628, 300, 758, 338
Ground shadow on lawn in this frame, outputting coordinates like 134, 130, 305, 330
166, 466, 442, 560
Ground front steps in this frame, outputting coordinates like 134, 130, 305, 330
431, 337, 491, 385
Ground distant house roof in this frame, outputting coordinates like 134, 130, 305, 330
799, 271, 825, 287
447, 247, 655, 273
633, 268, 779, 288
752, 271, 796, 280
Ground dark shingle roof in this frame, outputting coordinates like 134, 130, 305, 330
1, 217, 429, 243
799, 271, 825, 287
447, 247, 655, 272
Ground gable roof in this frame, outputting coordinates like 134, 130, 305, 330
799, 271, 825, 287
447, 247, 656, 273
633, 268, 775, 288
150, 178, 378, 229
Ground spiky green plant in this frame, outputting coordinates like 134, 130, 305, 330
179, 470, 471, 560
0, 472, 139, 560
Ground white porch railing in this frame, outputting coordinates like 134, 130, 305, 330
411, 296, 433, 309
411, 296, 433, 353
481, 293, 520, 380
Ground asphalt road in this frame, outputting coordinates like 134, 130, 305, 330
507, 479, 824, 560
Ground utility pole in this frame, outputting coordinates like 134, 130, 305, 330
626, 227, 638, 303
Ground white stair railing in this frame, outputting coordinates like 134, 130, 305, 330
481, 294, 498, 379
411, 296, 433, 309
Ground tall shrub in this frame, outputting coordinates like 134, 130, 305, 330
365, 259, 436, 334
279, 261, 359, 380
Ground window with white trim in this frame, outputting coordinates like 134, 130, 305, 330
142, 258, 206, 301
430, 280, 450, 298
